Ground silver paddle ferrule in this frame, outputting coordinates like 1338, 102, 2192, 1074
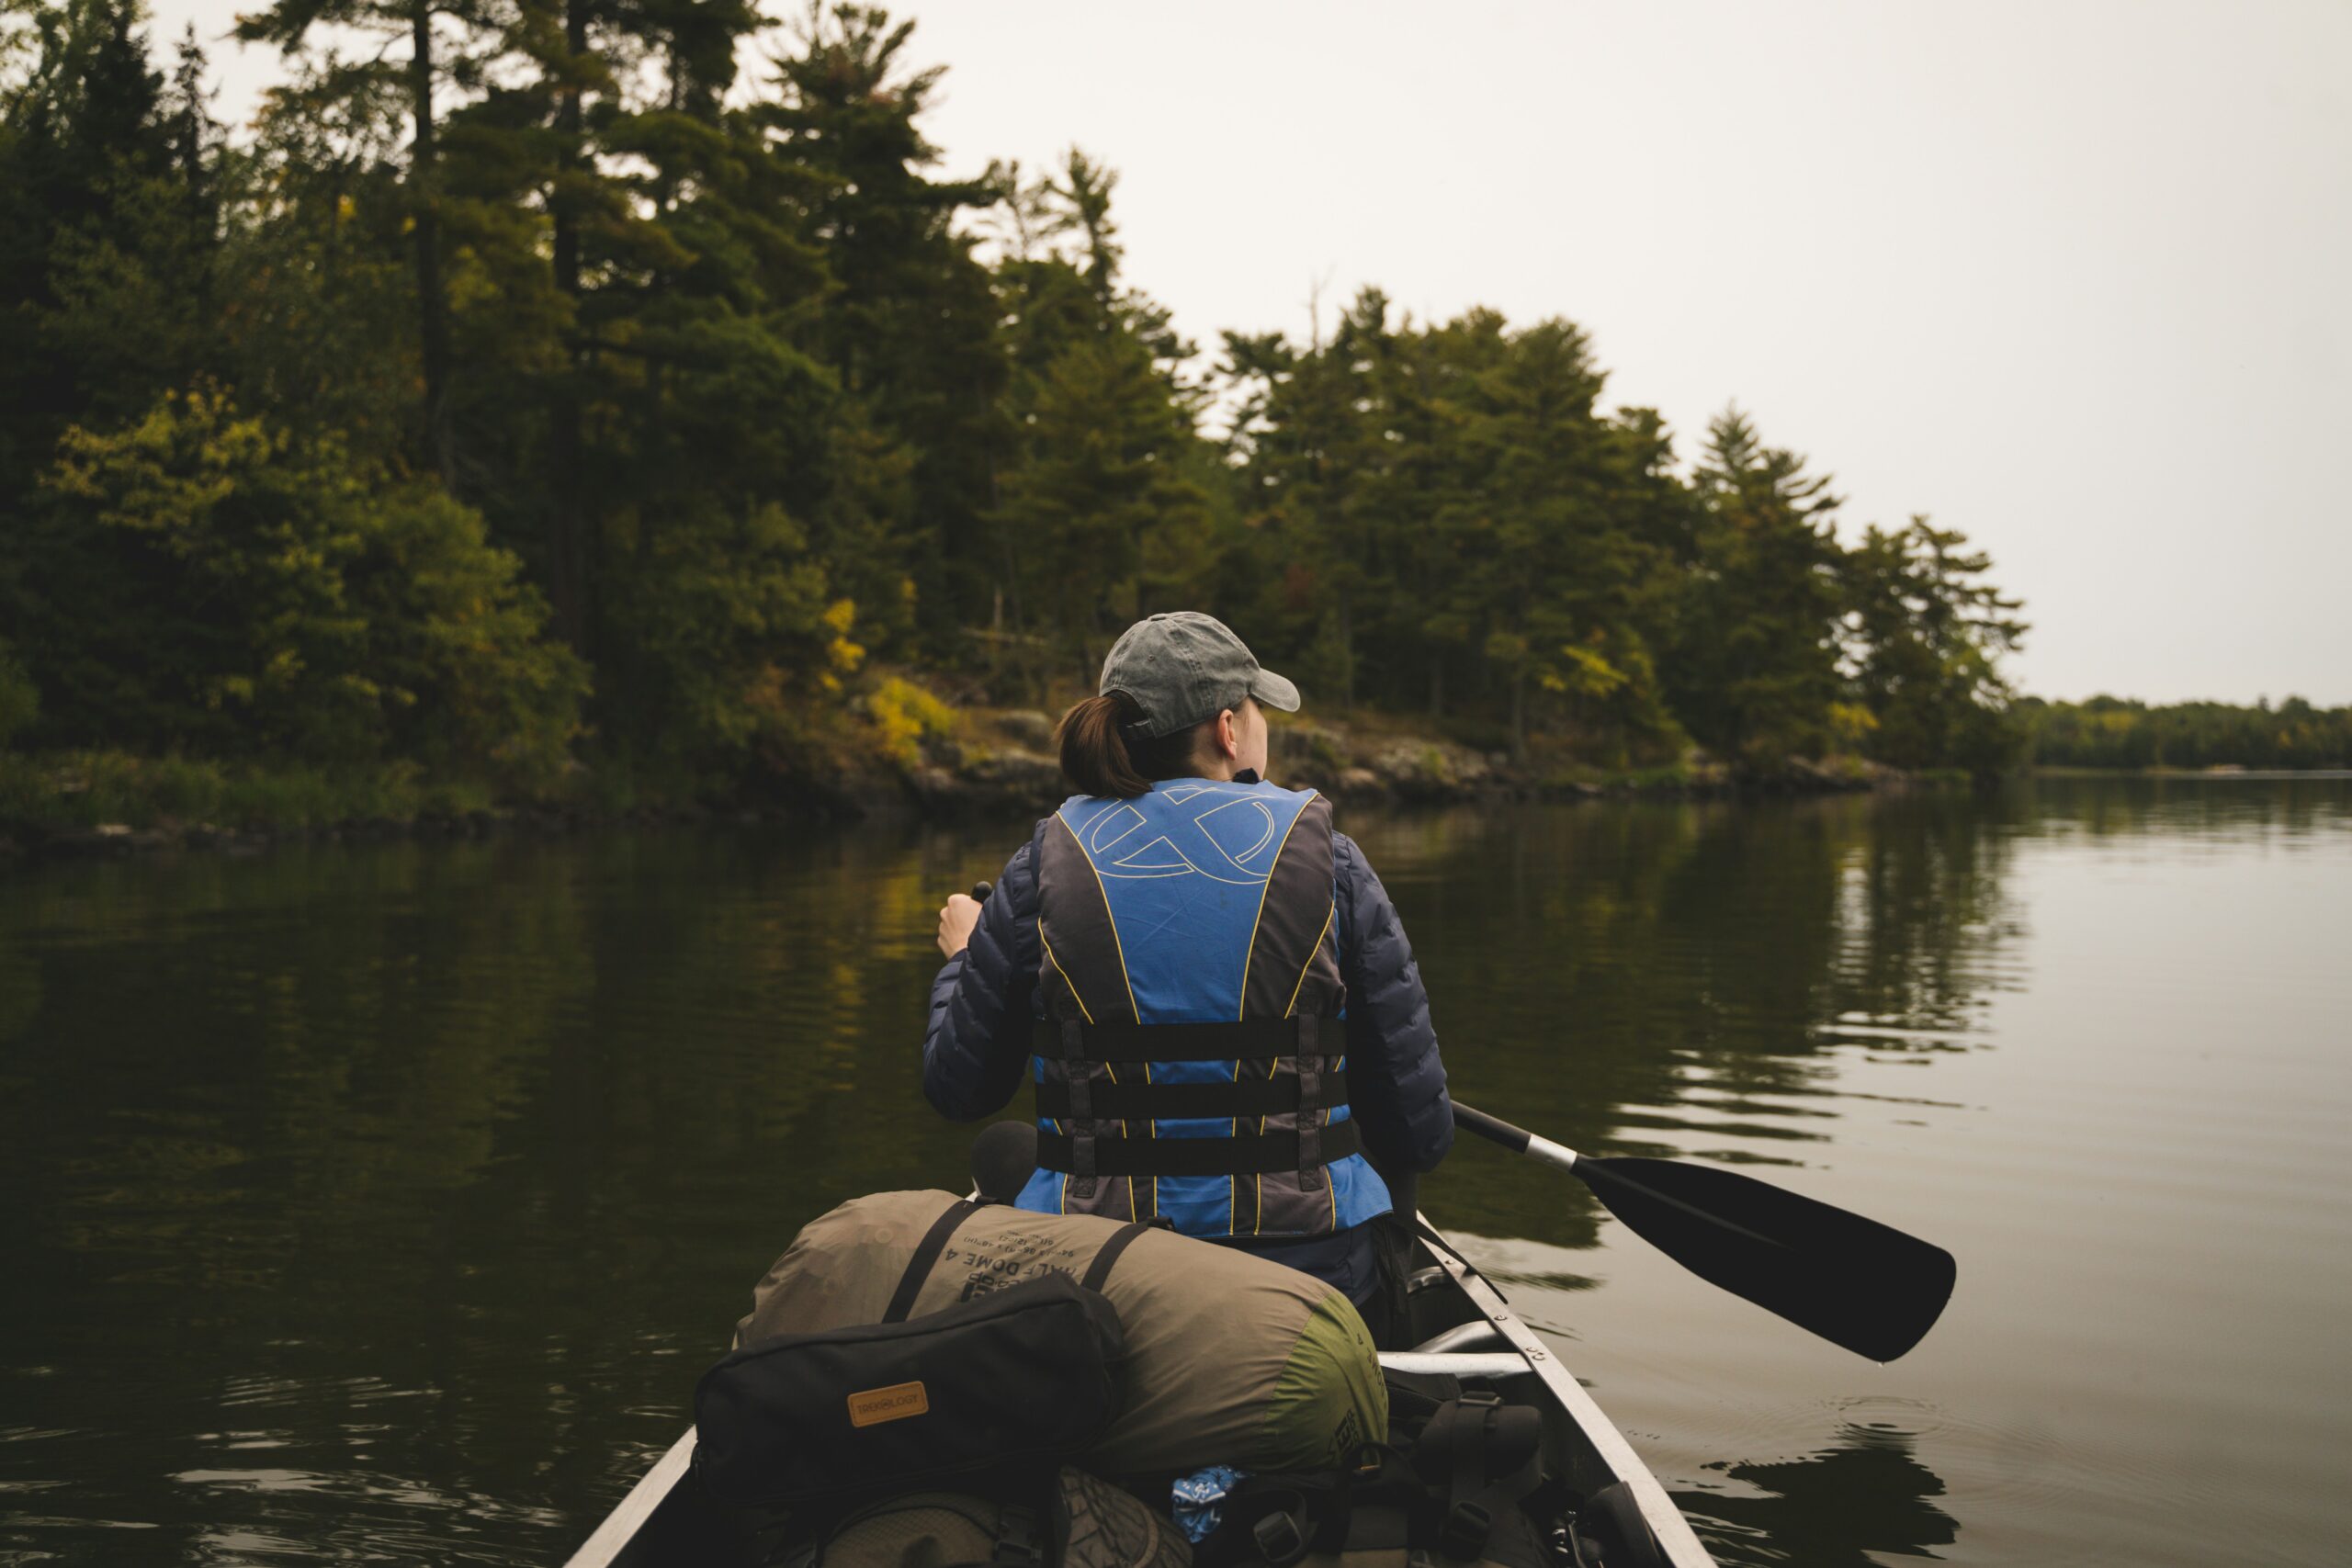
1524, 1134, 1579, 1173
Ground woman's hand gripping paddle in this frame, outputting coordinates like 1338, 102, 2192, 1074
936, 880, 991, 959
1452, 1102, 1955, 1362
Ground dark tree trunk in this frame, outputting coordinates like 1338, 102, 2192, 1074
545, 0, 589, 650
1336, 585, 1354, 711
1129, 518, 1144, 619
408, 2, 453, 485
1510, 666, 1528, 763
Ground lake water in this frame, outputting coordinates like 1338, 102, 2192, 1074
3, 776, 2347, 1565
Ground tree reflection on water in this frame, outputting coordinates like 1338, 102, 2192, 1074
1683, 1420, 1960, 1566
7, 779, 2339, 1562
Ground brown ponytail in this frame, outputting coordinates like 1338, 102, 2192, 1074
1055, 693, 1208, 799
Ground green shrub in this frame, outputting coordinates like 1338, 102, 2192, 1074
868, 675, 959, 768
28, 388, 586, 784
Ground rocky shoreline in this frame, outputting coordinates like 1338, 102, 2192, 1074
1, 711, 1905, 866
897, 708, 1895, 817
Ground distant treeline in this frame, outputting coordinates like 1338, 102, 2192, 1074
1, 0, 2031, 798
2025, 697, 2352, 771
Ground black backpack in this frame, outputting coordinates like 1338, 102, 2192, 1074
695, 1201, 1150, 1509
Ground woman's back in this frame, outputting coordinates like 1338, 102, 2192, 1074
920, 613, 1452, 1305
1021, 776, 1387, 1238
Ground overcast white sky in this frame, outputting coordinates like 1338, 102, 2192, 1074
155, 0, 2352, 704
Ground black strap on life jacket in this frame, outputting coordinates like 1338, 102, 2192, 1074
1032, 1014, 1330, 1062
1035, 1120, 1361, 1178
1034, 1070, 1349, 1122
1035, 1014, 1346, 1196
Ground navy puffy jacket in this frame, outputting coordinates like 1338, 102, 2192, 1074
923, 823, 1453, 1178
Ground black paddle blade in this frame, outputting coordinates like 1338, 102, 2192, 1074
1576, 1156, 1956, 1362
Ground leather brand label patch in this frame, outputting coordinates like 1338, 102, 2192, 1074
847, 1381, 929, 1427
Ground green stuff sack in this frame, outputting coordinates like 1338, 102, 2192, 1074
739, 1191, 1385, 1476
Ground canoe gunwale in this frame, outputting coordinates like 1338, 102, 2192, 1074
562, 1429, 696, 1568
1413, 1216, 1716, 1567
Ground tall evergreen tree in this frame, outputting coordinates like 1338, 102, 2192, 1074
551, 0, 854, 764
1, 0, 223, 737
760, 3, 1003, 653
1845, 517, 2028, 773
993, 333, 1208, 689
1667, 407, 1847, 763
234, 0, 505, 483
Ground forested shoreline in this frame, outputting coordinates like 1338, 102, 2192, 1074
1, 2, 2330, 851
2023, 697, 2352, 772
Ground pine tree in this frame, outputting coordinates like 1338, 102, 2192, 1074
552, 1, 855, 763
993, 333, 1208, 690
0, 0, 225, 744
760, 3, 1004, 652
234, 0, 506, 483
1667, 406, 1848, 764
982, 144, 1215, 692
1844, 518, 2028, 773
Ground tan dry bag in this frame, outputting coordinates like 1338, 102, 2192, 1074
739, 1190, 1385, 1476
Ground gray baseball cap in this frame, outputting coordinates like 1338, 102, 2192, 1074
1101, 613, 1301, 739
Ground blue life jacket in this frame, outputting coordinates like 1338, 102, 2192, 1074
1018, 778, 1391, 1238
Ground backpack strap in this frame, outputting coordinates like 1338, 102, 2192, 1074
1411, 1393, 1544, 1560
989, 1502, 1046, 1568
1205, 1470, 1363, 1567
884, 1199, 995, 1324
888, 1203, 1148, 1324
1380, 1369, 1464, 1432
1079, 1217, 1166, 1292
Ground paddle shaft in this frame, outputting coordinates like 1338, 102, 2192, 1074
1455, 1102, 1781, 1247
1452, 1102, 1580, 1174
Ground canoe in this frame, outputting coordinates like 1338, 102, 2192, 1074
561, 1214, 1718, 1568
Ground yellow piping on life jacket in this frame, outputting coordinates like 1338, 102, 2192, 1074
1237, 790, 1321, 1020
1056, 813, 1139, 1022
1283, 901, 1337, 1021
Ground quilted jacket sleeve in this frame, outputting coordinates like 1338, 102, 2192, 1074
1332, 830, 1453, 1172
922, 829, 1044, 1122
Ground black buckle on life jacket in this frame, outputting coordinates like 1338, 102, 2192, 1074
1035, 1071, 1349, 1122
1035, 1120, 1360, 1177
1035, 1016, 1304, 1062
1063, 1022, 1097, 1200
1295, 1016, 1325, 1192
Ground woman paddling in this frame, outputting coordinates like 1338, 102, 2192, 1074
922, 612, 1453, 1337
